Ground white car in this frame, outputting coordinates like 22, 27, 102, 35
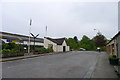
79, 48, 86, 51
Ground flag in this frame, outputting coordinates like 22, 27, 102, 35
30, 19, 32, 26
46, 25, 47, 31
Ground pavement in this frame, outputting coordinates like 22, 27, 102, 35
0, 52, 54, 62
91, 52, 119, 78
1, 51, 119, 78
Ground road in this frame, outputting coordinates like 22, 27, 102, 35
2, 51, 101, 78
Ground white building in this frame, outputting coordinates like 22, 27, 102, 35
44, 37, 70, 52
0, 31, 44, 46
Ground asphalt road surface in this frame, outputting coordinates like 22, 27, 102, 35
2, 51, 100, 78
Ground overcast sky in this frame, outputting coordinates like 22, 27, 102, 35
1, 0, 119, 40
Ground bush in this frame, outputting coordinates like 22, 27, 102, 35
109, 55, 119, 65
109, 55, 119, 60
33, 47, 53, 54
39, 47, 47, 53
11, 49, 19, 53
3, 43, 24, 52
3, 42, 16, 50
2, 49, 11, 53
33, 49, 39, 52
47, 48, 53, 52
0, 50, 2, 53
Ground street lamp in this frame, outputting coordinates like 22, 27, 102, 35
30, 33, 39, 50
94, 29, 101, 35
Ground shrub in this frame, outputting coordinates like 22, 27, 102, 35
109, 55, 119, 60
109, 55, 119, 65
39, 47, 47, 52
3, 42, 16, 50
33, 49, 39, 52
2, 49, 11, 53
11, 49, 19, 53
33, 47, 53, 54
47, 48, 53, 52
0, 50, 2, 53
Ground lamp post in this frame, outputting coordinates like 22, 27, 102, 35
30, 33, 39, 50
94, 29, 101, 35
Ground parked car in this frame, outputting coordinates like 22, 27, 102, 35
79, 48, 86, 51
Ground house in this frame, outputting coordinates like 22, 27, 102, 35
106, 31, 120, 56
106, 31, 120, 74
0, 31, 44, 46
44, 37, 70, 52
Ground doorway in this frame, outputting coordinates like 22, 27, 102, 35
63, 46, 66, 52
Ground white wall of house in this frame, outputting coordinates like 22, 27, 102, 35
23, 41, 44, 46
44, 38, 57, 52
62, 40, 70, 51
29, 42, 44, 46
44, 38, 70, 52
56, 45, 63, 52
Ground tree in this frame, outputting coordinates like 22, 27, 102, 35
74, 36, 78, 43
65, 38, 79, 50
93, 32, 107, 47
79, 35, 96, 50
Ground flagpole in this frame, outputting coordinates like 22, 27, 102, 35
46, 25, 48, 37
46, 25, 47, 37
28, 19, 32, 53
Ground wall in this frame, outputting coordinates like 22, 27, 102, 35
106, 40, 115, 55
61, 40, 70, 52
117, 35, 120, 57
117, 34, 120, 74
44, 38, 57, 52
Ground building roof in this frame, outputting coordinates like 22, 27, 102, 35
45, 37, 65, 45
0, 31, 44, 43
108, 31, 120, 44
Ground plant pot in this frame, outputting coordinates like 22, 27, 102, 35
109, 58, 119, 65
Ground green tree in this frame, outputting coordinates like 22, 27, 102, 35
79, 35, 96, 50
65, 38, 79, 50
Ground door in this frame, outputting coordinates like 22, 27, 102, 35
63, 46, 66, 52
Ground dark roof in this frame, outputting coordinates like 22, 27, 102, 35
45, 37, 65, 45
108, 31, 120, 44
